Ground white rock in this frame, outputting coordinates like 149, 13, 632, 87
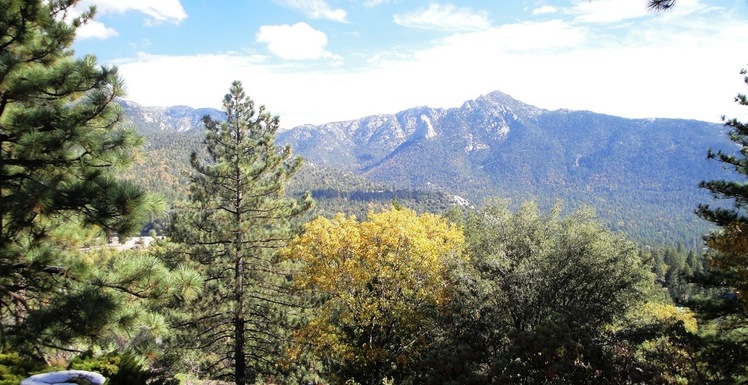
21, 370, 106, 385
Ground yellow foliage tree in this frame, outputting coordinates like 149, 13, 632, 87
614, 302, 703, 384
282, 207, 465, 385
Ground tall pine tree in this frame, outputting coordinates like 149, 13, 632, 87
0, 0, 156, 358
696, 68, 748, 312
173, 81, 312, 385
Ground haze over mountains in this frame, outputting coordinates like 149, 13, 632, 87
121, 91, 735, 246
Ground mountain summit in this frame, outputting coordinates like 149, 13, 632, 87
277, 91, 733, 244
119, 100, 223, 133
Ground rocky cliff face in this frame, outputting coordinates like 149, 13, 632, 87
277, 90, 727, 199
119, 100, 223, 133
277, 91, 732, 243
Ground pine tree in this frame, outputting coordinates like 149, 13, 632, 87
697, 74, 748, 228
173, 81, 312, 385
0, 0, 156, 357
694, 68, 748, 312
648, 0, 676, 11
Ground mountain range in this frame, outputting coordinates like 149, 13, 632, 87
120, 91, 736, 246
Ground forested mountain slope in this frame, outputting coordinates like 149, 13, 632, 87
119, 92, 734, 245
277, 91, 734, 245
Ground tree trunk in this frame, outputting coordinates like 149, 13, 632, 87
234, 254, 246, 385
233, 151, 246, 385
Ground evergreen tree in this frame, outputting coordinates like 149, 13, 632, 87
172, 81, 312, 385
695, 68, 748, 312
648, 0, 676, 11
0, 0, 155, 357
645, 3, 748, 378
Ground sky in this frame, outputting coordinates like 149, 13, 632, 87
71, 0, 748, 129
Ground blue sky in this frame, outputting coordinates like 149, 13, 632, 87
72, 0, 748, 128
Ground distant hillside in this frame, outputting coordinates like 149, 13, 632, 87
118, 93, 734, 246
277, 91, 734, 246
116, 100, 460, 217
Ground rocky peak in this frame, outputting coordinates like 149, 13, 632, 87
118, 99, 223, 133
461, 91, 545, 118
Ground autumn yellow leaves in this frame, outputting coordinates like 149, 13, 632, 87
282, 208, 464, 381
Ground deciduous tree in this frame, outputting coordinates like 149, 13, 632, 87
416, 200, 651, 384
465, 200, 648, 332
283, 207, 465, 385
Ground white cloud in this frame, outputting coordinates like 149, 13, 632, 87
76, 20, 118, 40
654, 0, 725, 22
274, 0, 347, 22
571, 0, 650, 23
532, 5, 558, 15
71, 0, 186, 40
117, 53, 255, 108
393, 3, 491, 32
362, 0, 392, 7
256, 22, 337, 60
372, 19, 584, 68
114, 5, 748, 129
439, 20, 587, 53
79, 0, 187, 24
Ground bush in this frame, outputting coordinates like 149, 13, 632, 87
0, 352, 46, 385
68, 352, 178, 385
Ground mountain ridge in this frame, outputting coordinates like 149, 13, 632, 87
118, 99, 224, 133
119, 90, 734, 245
276, 91, 733, 245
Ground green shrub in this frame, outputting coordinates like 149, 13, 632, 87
68, 352, 177, 385
0, 352, 45, 385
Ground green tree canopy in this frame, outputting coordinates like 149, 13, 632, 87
693, 69, 748, 315
0, 0, 157, 358
413, 200, 652, 384
464, 201, 649, 332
